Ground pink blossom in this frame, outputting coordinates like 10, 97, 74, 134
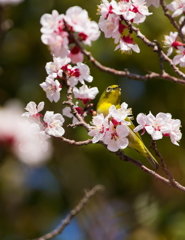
68, 46, 84, 63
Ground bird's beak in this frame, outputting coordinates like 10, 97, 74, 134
115, 85, 121, 90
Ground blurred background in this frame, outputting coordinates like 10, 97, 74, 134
1, 0, 185, 239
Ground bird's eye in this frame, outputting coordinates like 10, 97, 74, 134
106, 87, 111, 92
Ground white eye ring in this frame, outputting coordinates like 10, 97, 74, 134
106, 87, 111, 92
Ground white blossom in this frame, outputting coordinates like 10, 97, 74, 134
44, 111, 65, 137
134, 112, 182, 145
163, 32, 179, 56
40, 10, 60, 34
40, 77, 62, 102
73, 84, 99, 104
88, 113, 109, 143
98, 14, 120, 43
45, 56, 71, 79
22, 101, 44, 118
131, 0, 152, 24
173, 46, 185, 67
103, 122, 129, 152
115, 35, 140, 53
167, 0, 185, 17
68, 63, 93, 87
108, 102, 132, 124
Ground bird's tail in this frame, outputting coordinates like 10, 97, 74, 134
127, 128, 159, 170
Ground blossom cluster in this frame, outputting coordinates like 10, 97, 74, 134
97, 0, 158, 53
40, 56, 98, 104
134, 112, 182, 146
40, 6, 100, 63
163, 0, 185, 67
164, 32, 185, 67
88, 103, 132, 152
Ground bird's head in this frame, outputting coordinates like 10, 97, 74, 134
100, 85, 121, 105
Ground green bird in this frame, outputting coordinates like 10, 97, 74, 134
96, 85, 159, 170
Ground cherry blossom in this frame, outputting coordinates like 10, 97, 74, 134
113, 1, 136, 20
88, 113, 109, 143
43, 111, 65, 137
98, 14, 120, 43
68, 63, 93, 87
45, 56, 71, 79
40, 6, 100, 60
97, 0, 118, 18
103, 122, 129, 152
73, 84, 99, 104
40, 10, 61, 34
131, 0, 152, 24
40, 77, 62, 102
115, 35, 140, 53
173, 46, 185, 67
22, 101, 44, 119
134, 112, 182, 145
163, 32, 180, 56
108, 102, 132, 124
65, 6, 100, 45
167, 0, 185, 18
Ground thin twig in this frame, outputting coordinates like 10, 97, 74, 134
60, 136, 92, 145
150, 140, 176, 186
65, 23, 185, 84
29, 184, 104, 240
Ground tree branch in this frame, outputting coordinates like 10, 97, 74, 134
114, 149, 185, 192
64, 22, 185, 84
29, 184, 104, 240
60, 136, 92, 146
